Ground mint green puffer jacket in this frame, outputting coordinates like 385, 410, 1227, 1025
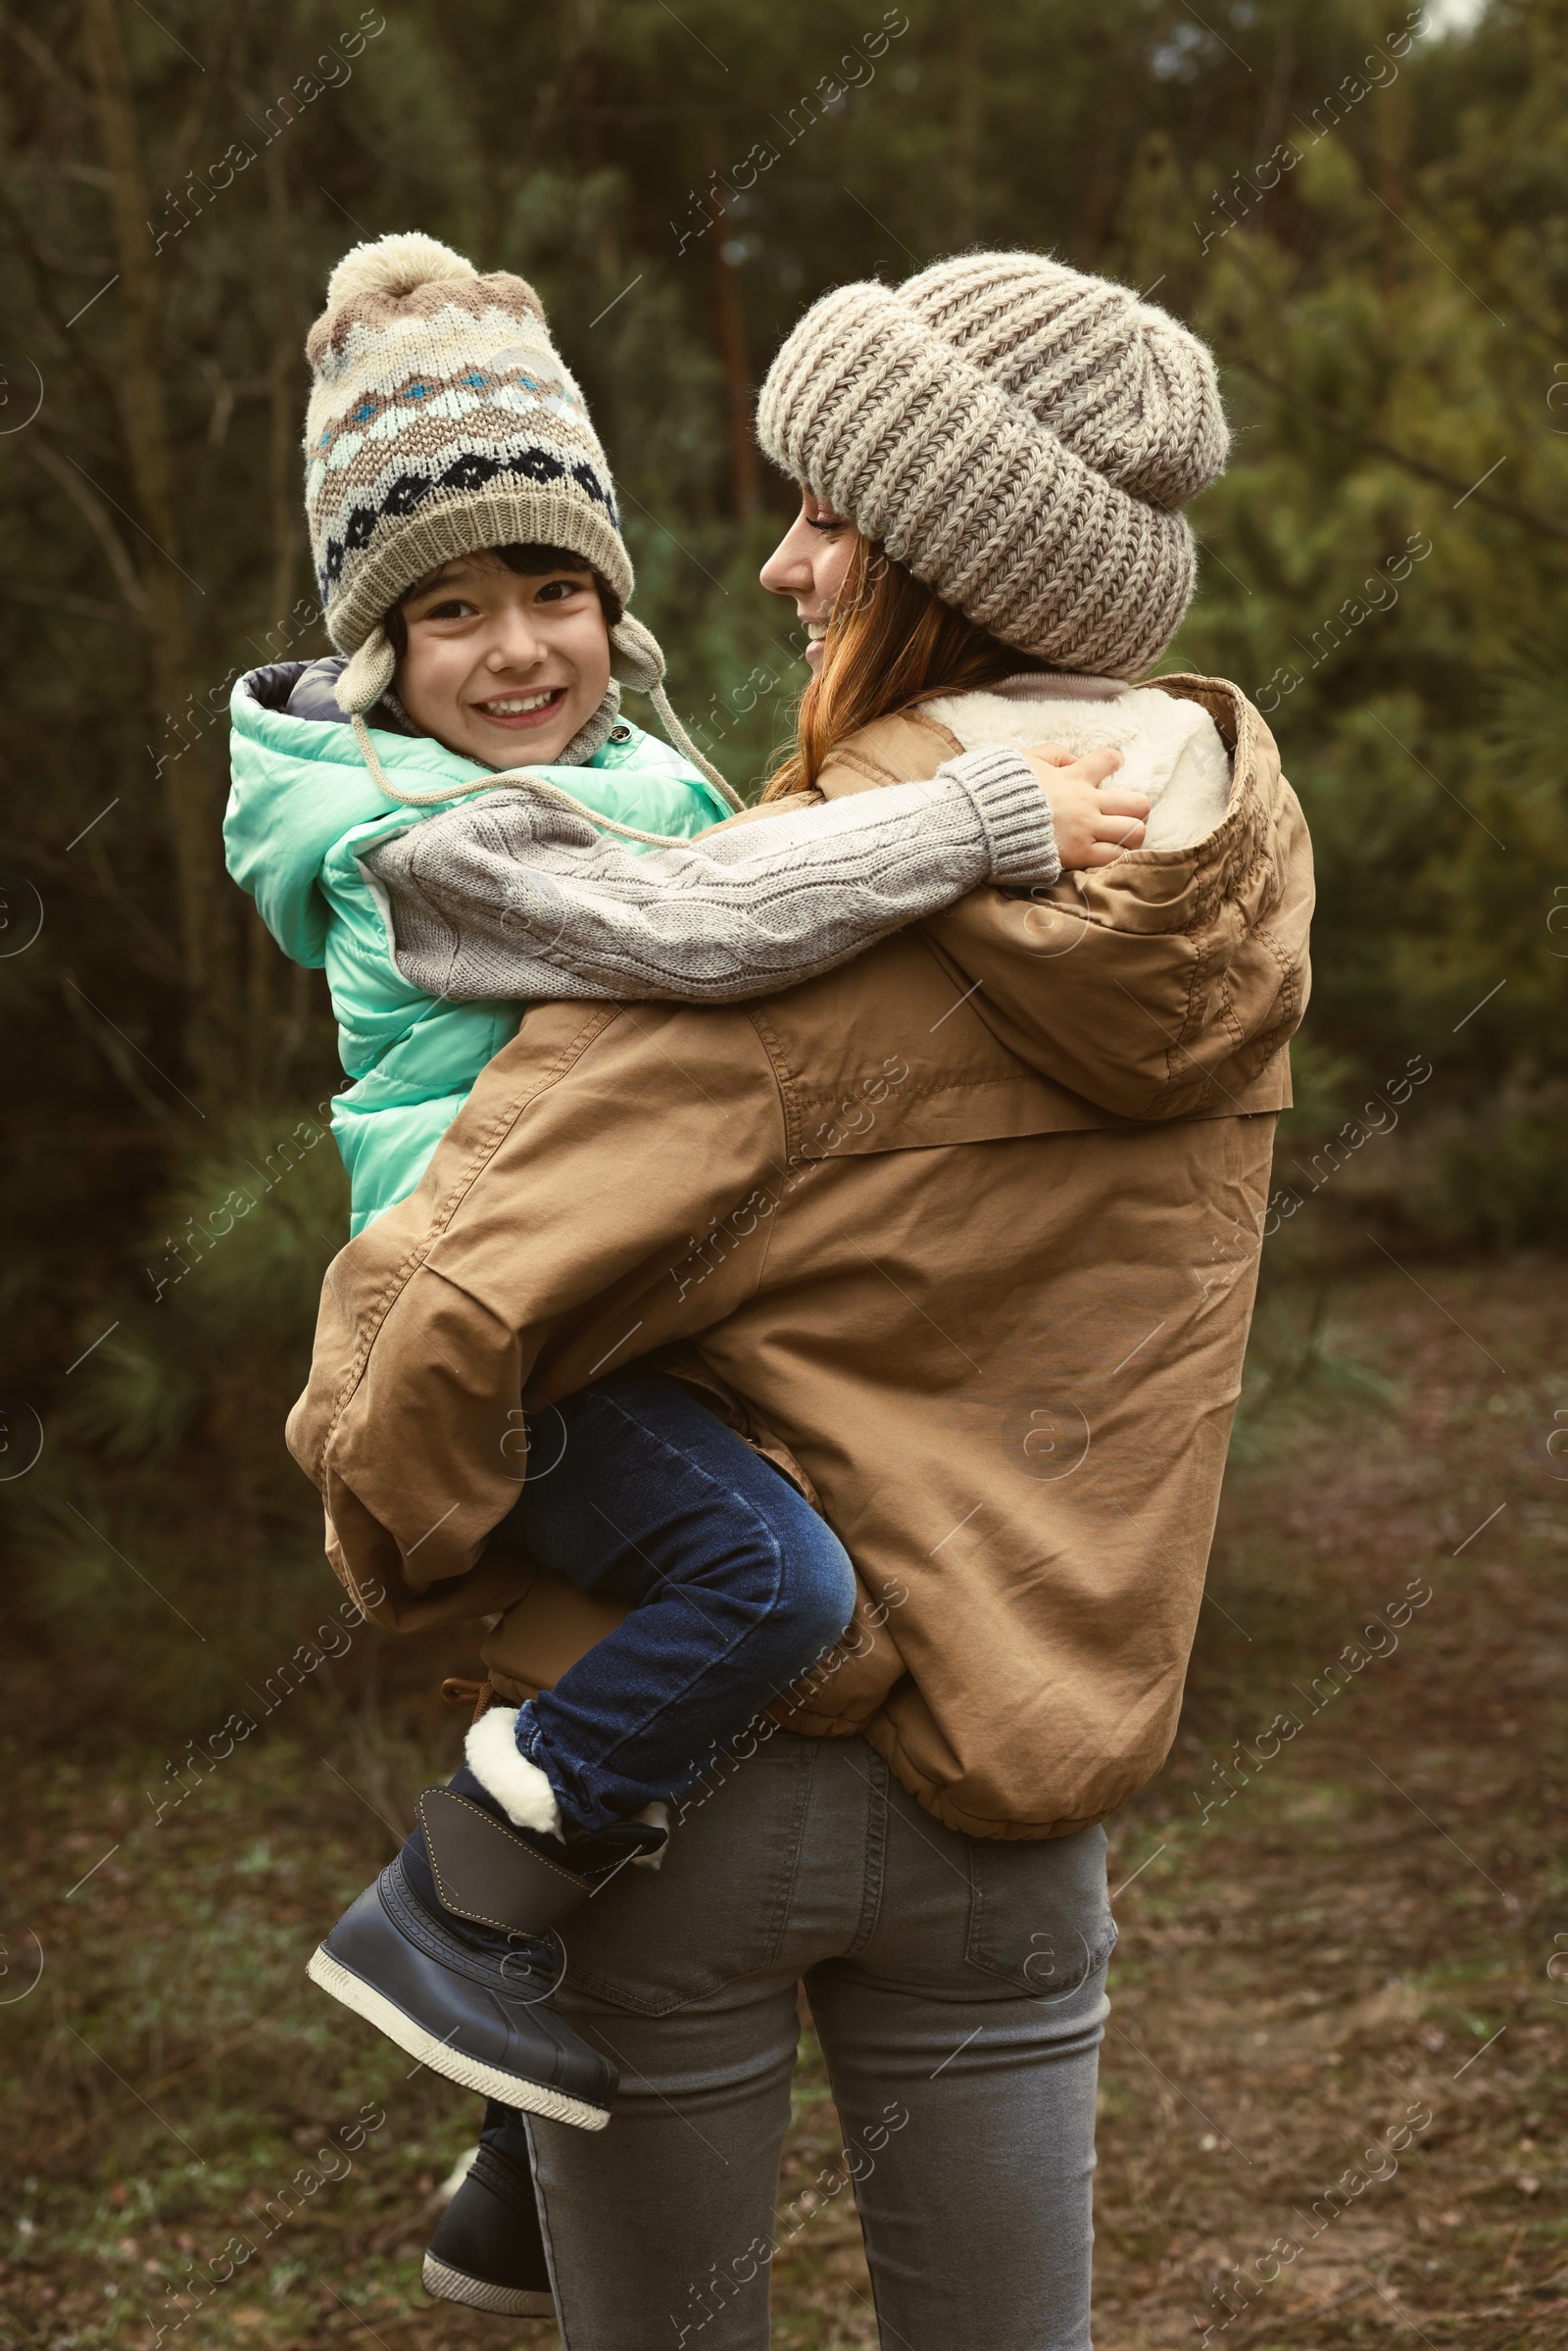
224, 664, 733, 1235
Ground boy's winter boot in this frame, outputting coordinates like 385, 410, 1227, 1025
307, 1778, 655, 2130
422, 2102, 555, 2317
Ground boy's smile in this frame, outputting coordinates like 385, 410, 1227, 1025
395, 552, 613, 769
470, 685, 571, 730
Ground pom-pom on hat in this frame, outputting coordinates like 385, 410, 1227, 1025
755, 249, 1230, 678
304, 230, 635, 660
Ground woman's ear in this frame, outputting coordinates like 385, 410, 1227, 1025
335, 625, 397, 715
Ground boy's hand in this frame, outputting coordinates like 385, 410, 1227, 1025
1020, 743, 1149, 869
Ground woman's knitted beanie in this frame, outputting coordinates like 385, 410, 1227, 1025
755, 249, 1229, 677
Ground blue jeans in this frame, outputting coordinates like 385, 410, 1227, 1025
493, 1369, 857, 1839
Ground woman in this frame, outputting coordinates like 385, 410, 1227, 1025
292, 248, 1312, 2347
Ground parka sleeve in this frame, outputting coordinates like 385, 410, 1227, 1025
287, 997, 795, 1628
357, 749, 1057, 1004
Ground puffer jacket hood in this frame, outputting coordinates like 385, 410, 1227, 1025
225, 662, 732, 1232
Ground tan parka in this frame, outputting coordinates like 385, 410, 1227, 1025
288, 676, 1312, 1839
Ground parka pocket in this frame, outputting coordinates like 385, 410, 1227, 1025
964, 1821, 1115, 1997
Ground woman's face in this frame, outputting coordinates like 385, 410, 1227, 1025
760, 487, 861, 671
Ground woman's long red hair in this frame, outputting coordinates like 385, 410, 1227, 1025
763, 538, 1037, 802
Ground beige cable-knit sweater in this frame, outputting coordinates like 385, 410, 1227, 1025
362, 674, 1232, 1004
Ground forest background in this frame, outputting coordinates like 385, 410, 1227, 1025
0, 4, 1565, 2343
3, 0, 1564, 1726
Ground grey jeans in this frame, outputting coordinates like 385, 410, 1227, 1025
528, 1729, 1114, 2350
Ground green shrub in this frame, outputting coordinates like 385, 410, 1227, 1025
1431, 1111, 1568, 1251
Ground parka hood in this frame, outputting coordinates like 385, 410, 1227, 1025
225, 662, 493, 968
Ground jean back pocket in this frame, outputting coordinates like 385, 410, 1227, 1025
964, 1821, 1115, 1997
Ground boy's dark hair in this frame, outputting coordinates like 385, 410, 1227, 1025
384, 543, 623, 659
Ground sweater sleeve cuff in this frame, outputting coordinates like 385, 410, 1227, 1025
937, 746, 1060, 887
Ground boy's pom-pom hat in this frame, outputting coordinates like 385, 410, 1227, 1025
756, 249, 1229, 678
304, 230, 734, 802
303, 230, 635, 665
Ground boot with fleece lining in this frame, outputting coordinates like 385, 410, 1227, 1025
306, 1776, 662, 2130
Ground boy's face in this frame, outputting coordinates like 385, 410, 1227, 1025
395, 553, 612, 769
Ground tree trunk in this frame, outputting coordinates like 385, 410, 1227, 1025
950, 16, 980, 249
244, 137, 308, 1100
702, 130, 759, 521
83, 0, 236, 1098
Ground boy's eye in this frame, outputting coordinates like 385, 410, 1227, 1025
418, 598, 475, 620
536, 578, 586, 604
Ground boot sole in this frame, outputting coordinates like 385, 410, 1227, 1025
421, 2251, 555, 2316
307, 1943, 610, 2131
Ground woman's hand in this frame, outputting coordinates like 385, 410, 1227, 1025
1020, 743, 1150, 868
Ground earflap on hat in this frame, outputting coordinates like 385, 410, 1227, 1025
334, 625, 397, 716
609, 614, 665, 694
558, 681, 622, 767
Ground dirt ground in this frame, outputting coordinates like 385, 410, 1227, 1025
2, 1258, 1563, 2349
